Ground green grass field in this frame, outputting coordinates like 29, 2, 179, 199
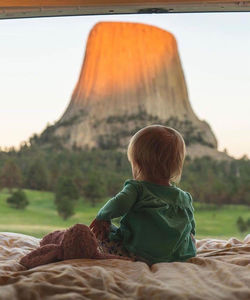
0, 189, 249, 240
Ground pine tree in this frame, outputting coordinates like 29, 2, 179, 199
26, 159, 49, 190
54, 176, 79, 220
56, 196, 74, 220
83, 171, 107, 206
0, 160, 22, 192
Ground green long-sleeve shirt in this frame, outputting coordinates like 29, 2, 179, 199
96, 179, 196, 264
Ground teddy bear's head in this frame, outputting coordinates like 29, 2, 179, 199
61, 224, 99, 260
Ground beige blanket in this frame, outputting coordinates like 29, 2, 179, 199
0, 232, 249, 300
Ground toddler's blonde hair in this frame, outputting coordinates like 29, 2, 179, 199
127, 125, 186, 183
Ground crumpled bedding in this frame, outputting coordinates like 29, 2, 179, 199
0, 232, 249, 300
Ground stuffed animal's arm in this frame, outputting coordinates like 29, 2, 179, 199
20, 244, 61, 269
90, 219, 111, 241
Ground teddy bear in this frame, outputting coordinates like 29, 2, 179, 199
20, 223, 129, 269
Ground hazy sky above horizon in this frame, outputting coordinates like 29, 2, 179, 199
0, 13, 250, 158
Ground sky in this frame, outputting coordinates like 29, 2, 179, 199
0, 13, 250, 158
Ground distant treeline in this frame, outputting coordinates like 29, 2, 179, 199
0, 144, 250, 206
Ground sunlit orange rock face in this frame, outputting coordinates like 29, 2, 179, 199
55, 22, 217, 152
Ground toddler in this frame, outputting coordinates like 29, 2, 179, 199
90, 125, 196, 265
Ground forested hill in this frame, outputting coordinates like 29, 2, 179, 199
0, 145, 249, 206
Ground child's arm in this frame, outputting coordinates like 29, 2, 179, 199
96, 181, 138, 221
186, 192, 196, 236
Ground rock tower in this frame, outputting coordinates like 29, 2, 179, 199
43, 22, 224, 158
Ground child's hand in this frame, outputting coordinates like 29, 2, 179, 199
90, 219, 111, 241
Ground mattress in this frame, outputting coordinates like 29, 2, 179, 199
0, 232, 249, 299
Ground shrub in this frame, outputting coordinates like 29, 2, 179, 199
236, 216, 248, 232
6, 190, 29, 209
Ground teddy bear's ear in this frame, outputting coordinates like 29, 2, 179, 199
40, 230, 65, 246
20, 244, 61, 269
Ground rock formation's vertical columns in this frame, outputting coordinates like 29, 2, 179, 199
56, 22, 217, 150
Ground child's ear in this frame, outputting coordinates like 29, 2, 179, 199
20, 244, 61, 269
132, 162, 141, 180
